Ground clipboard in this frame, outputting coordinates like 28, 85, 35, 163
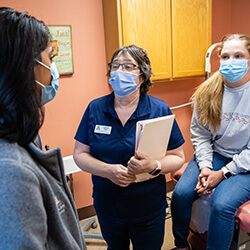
134, 114, 175, 182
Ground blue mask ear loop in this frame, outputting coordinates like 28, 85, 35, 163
35, 59, 51, 70
34, 59, 51, 87
35, 80, 45, 87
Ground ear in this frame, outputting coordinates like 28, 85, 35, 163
33, 62, 40, 80
139, 74, 144, 85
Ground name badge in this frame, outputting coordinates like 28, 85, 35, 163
94, 125, 112, 135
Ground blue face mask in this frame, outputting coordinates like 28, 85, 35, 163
35, 60, 59, 105
108, 70, 138, 97
219, 59, 249, 83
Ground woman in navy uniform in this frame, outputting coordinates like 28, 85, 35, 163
74, 45, 185, 250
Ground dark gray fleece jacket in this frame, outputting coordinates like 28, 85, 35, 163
0, 139, 84, 249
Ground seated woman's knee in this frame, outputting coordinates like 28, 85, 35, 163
172, 186, 195, 204
210, 199, 235, 218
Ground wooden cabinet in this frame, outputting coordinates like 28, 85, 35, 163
172, 0, 212, 78
102, 0, 211, 81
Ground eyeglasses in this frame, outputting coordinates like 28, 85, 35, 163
108, 62, 139, 72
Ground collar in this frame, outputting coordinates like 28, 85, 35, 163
224, 80, 250, 92
27, 142, 65, 183
105, 92, 151, 120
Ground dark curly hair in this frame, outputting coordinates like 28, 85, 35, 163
107, 45, 153, 95
0, 8, 51, 146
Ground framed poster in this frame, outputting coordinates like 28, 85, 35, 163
48, 25, 74, 75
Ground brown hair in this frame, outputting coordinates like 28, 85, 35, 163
192, 34, 250, 132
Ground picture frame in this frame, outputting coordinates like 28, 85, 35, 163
48, 25, 74, 75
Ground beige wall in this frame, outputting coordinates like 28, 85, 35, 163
1, 0, 250, 208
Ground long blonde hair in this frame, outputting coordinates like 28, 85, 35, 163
192, 34, 250, 132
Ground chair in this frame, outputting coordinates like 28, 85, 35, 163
171, 163, 250, 250
233, 201, 250, 250
63, 155, 103, 249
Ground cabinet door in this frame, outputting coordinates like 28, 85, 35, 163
172, 0, 211, 78
103, 0, 211, 81
121, 0, 172, 80
103, 0, 123, 64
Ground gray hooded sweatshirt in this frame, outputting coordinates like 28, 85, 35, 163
191, 81, 250, 175
0, 139, 85, 249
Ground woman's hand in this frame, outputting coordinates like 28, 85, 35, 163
127, 151, 156, 175
195, 167, 211, 194
195, 167, 224, 196
109, 164, 136, 187
74, 141, 136, 187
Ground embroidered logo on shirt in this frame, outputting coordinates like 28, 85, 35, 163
94, 125, 112, 135
222, 113, 250, 124
54, 196, 65, 215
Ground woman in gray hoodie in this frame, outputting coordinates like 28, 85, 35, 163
0, 8, 84, 249
171, 34, 250, 250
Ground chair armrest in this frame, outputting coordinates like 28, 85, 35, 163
235, 200, 250, 233
171, 162, 189, 182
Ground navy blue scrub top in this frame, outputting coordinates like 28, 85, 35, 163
75, 92, 184, 221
